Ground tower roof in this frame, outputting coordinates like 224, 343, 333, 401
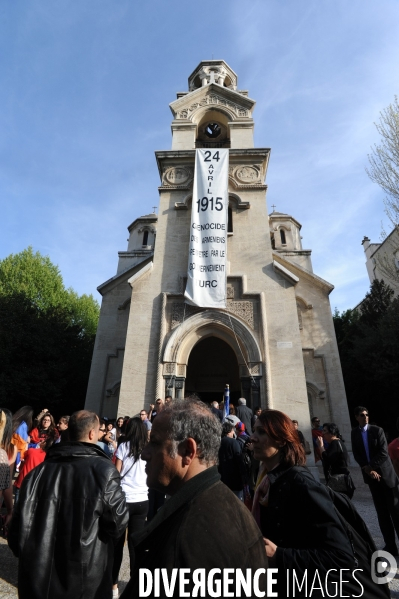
188, 60, 238, 91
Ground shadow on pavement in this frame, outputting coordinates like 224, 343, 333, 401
0, 539, 18, 588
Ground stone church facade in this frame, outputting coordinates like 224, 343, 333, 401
85, 60, 351, 448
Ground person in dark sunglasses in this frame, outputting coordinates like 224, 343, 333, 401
352, 405, 399, 556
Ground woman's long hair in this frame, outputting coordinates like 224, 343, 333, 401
123, 417, 148, 461
323, 422, 344, 442
257, 409, 306, 467
0, 408, 15, 459
12, 405, 34, 433
38, 413, 57, 435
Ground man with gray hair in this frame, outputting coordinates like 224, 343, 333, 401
236, 397, 253, 435
121, 399, 268, 598
9, 410, 128, 599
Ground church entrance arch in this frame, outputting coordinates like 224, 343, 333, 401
162, 310, 263, 408
185, 336, 240, 404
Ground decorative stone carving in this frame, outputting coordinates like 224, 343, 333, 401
171, 302, 197, 329
138, 225, 156, 234
226, 300, 254, 329
239, 363, 261, 377
229, 164, 265, 189
162, 167, 193, 188
171, 298, 254, 330
164, 363, 176, 374
176, 92, 249, 120
236, 166, 259, 183
177, 364, 186, 376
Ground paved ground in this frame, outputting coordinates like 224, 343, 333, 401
1, 466, 399, 598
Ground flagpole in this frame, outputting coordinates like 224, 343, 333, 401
223, 384, 230, 420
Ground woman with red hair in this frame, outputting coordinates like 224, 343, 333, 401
250, 409, 388, 598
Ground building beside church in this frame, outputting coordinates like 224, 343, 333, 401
85, 60, 351, 447
362, 228, 399, 297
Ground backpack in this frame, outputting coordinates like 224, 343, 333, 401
292, 466, 391, 599
237, 436, 252, 481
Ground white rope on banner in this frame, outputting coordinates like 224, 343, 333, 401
225, 311, 258, 388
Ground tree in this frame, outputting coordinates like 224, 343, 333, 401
358, 278, 394, 327
333, 279, 399, 437
367, 96, 399, 226
0, 247, 66, 311
366, 96, 399, 283
0, 248, 100, 416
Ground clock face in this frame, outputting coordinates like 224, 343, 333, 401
205, 123, 221, 139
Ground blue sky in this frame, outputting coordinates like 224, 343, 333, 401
1, 0, 398, 311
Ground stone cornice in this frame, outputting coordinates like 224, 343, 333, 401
155, 148, 270, 182
169, 83, 256, 120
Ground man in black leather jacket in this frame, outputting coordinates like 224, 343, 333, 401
8, 410, 128, 599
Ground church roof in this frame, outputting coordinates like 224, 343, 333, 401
97, 255, 153, 296
273, 252, 334, 293
269, 212, 302, 230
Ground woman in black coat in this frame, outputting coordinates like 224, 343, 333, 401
317, 422, 350, 475
250, 409, 384, 598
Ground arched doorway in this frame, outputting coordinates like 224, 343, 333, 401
185, 337, 240, 404
161, 310, 264, 408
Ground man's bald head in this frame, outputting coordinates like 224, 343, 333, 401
69, 410, 99, 443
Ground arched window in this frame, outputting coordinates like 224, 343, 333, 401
142, 230, 149, 246
228, 206, 233, 233
280, 229, 286, 245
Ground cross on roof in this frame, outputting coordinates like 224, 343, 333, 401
152, 206, 157, 213
271, 204, 276, 212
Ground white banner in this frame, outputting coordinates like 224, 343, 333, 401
185, 149, 229, 308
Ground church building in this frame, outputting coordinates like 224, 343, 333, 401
85, 60, 351, 447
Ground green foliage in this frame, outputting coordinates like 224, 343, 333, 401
0, 247, 65, 311
359, 279, 394, 327
0, 248, 100, 416
333, 279, 399, 437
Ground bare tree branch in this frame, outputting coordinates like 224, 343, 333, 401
366, 96, 399, 225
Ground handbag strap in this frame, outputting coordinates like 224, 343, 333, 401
120, 457, 137, 480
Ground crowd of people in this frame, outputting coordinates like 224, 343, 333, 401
0, 397, 397, 598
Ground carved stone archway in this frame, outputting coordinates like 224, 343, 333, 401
161, 310, 264, 406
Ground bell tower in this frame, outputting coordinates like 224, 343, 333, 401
170, 60, 256, 151
85, 60, 351, 455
